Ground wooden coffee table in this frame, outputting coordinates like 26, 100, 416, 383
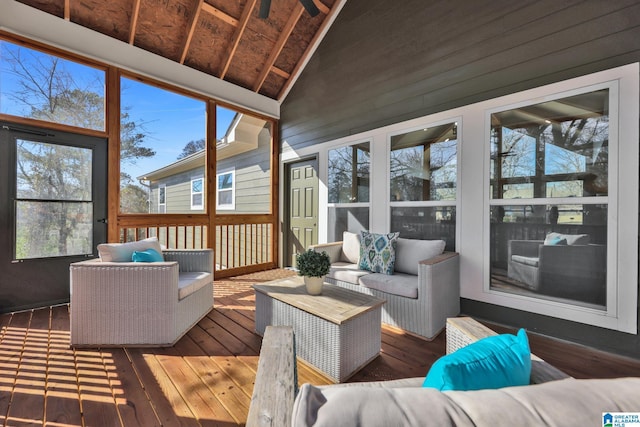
253, 276, 385, 382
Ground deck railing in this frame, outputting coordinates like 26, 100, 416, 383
117, 214, 277, 278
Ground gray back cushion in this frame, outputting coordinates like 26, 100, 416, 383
341, 231, 361, 264
394, 238, 446, 275
291, 378, 640, 427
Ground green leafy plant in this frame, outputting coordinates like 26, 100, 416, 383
295, 249, 331, 277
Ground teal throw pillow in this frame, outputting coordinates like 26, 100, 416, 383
358, 231, 399, 275
423, 329, 531, 391
131, 248, 164, 262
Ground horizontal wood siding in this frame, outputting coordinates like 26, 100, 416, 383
152, 169, 205, 213
280, 0, 640, 358
218, 128, 272, 214
281, 0, 640, 151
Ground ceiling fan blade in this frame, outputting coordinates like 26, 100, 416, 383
259, 0, 271, 19
299, 0, 320, 17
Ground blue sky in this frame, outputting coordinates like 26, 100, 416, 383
121, 77, 236, 180
0, 40, 236, 182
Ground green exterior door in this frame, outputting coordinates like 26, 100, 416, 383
286, 158, 319, 267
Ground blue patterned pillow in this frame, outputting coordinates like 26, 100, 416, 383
358, 231, 399, 275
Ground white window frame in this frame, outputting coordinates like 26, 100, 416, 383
471, 64, 638, 334
216, 169, 235, 210
158, 184, 166, 213
326, 139, 372, 239
387, 119, 461, 245
190, 177, 204, 210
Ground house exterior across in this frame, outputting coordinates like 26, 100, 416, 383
140, 113, 271, 215
137, 113, 273, 268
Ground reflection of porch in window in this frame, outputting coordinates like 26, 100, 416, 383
490, 89, 609, 200
489, 204, 607, 308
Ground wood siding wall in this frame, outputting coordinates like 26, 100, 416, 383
217, 128, 272, 214
280, 0, 640, 358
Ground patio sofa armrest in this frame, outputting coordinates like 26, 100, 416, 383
508, 240, 544, 258
418, 252, 460, 339
163, 248, 213, 273
247, 326, 297, 427
309, 241, 344, 264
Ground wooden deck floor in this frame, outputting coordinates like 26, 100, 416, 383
1, 268, 639, 426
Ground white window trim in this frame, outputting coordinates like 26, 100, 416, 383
325, 139, 373, 239
190, 177, 204, 210
386, 119, 461, 233
158, 184, 166, 213
471, 64, 638, 334
216, 169, 235, 210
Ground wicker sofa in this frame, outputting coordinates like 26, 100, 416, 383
70, 243, 213, 347
247, 323, 640, 427
310, 232, 460, 339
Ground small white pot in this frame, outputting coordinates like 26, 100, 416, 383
304, 276, 324, 295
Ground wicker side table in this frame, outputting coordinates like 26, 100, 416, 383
254, 276, 385, 383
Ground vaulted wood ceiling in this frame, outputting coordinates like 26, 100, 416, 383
15, 0, 340, 100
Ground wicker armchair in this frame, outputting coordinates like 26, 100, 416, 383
507, 240, 606, 304
70, 249, 213, 347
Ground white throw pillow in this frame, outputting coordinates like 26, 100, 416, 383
394, 238, 446, 275
97, 237, 164, 262
544, 232, 590, 246
342, 231, 361, 264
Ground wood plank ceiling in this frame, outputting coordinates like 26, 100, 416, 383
14, 0, 339, 100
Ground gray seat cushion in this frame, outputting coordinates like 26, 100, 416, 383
328, 262, 371, 284
359, 272, 418, 299
511, 255, 539, 267
178, 271, 212, 300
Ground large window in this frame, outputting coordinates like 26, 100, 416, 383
120, 76, 206, 214
489, 89, 610, 308
0, 41, 105, 131
389, 122, 457, 250
327, 142, 370, 241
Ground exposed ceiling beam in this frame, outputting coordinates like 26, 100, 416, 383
271, 66, 290, 79
219, 0, 256, 79
129, 0, 141, 44
253, 3, 304, 92
202, 3, 239, 27
312, 0, 330, 15
278, 0, 345, 100
64, 0, 70, 20
180, 0, 204, 64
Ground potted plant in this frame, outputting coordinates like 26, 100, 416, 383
295, 249, 331, 295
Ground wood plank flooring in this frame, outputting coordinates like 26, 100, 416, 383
0, 268, 639, 426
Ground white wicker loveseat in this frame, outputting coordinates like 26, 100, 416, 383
310, 232, 460, 340
70, 238, 213, 347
